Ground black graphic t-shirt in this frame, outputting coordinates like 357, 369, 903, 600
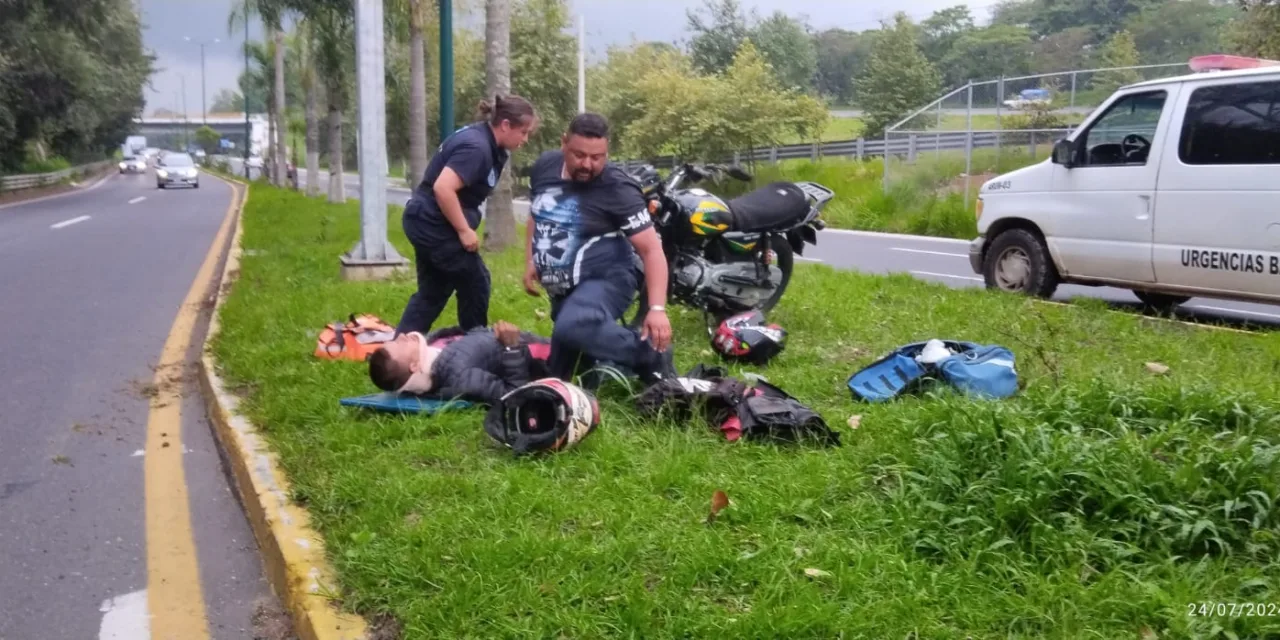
404, 122, 507, 244
528, 150, 652, 297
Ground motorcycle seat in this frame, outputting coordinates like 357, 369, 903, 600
727, 182, 811, 233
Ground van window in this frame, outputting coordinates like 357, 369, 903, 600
1075, 90, 1166, 167
1180, 80, 1280, 165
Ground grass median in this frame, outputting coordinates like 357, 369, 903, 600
213, 184, 1280, 639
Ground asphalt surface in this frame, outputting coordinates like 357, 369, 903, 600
0, 171, 273, 639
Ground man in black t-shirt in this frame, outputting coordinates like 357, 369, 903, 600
397, 95, 538, 336
523, 113, 674, 382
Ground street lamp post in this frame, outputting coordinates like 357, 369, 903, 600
184, 36, 220, 125
242, 0, 250, 179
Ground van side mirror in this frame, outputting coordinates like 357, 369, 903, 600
1052, 139, 1076, 168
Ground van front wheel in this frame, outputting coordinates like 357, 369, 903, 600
983, 229, 1059, 298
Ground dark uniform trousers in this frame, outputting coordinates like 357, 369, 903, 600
546, 266, 662, 380
396, 204, 491, 336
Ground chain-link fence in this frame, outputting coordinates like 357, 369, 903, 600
882, 63, 1187, 206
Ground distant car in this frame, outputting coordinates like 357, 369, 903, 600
156, 152, 200, 189
118, 156, 147, 174
246, 155, 264, 169
1003, 89, 1053, 110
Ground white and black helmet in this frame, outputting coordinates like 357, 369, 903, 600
483, 378, 601, 455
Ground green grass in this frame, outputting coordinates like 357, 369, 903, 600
213, 184, 1280, 639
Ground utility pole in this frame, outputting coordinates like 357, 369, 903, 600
186, 37, 220, 124
439, 0, 453, 143
243, 0, 251, 179
577, 15, 585, 113
341, 0, 408, 281
181, 75, 189, 150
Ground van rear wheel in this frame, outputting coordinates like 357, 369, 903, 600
983, 228, 1059, 298
1133, 291, 1190, 313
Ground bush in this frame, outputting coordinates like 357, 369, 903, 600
20, 156, 72, 174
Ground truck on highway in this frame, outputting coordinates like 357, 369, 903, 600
969, 54, 1280, 312
122, 135, 146, 157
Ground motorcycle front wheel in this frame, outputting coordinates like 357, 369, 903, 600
627, 233, 795, 328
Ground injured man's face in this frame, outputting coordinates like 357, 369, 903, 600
369, 332, 441, 394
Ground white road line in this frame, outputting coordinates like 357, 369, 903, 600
50, 215, 90, 229
822, 228, 971, 244
128, 196, 146, 204
98, 589, 149, 640
795, 256, 824, 263
1189, 305, 1280, 320
911, 270, 983, 282
892, 247, 968, 258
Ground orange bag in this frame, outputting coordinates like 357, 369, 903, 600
315, 314, 396, 361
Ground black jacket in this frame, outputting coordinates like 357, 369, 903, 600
428, 328, 550, 405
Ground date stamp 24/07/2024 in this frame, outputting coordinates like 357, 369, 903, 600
1187, 602, 1280, 617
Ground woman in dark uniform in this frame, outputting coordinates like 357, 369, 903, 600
397, 94, 538, 335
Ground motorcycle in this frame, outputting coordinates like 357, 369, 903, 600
624, 162, 834, 328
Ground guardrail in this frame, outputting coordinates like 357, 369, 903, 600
0, 160, 115, 193
615, 129, 1070, 170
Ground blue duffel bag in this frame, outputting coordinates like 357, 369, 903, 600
847, 341, 1017, 402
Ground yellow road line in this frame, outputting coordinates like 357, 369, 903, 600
146, 179, 241, 640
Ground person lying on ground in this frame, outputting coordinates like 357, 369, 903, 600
368, 321, 550, 405
522, 112, 675, 383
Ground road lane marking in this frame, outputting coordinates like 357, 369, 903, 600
1189, 305, 1280, 320
98, 589, 150, 640
128, 196, 146, 204
795, 256, 824, 263
50, 215, 90, 229
822, 228, 970, 244
892, 247, 968, 258
911, 270, 983, 282
144, 179, 240, 639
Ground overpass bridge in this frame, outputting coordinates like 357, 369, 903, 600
132, 113, 270, 154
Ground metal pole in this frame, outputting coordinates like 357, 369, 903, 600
181, 75, 188, 150
995, 75, 1003, 172
243, 0, 250, 179
935, 100, 942, 160
201, 44, 207, 125
438, 0, 454, 144
964, 81, 974, 208
577, 15, 586, 113
1070, 71, 1077, 112
343, 0, 405, 272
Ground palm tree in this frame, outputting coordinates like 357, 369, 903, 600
239, 40, 275, 173
304, 2, 354, 203
405, 0, 431, 187
229, 0, 289, 186
289, 21, 322, 196
482, 0, 517, 251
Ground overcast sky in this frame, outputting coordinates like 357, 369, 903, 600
140, 0, 981, 116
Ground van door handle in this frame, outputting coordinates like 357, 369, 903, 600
1136, 194, 1151, 220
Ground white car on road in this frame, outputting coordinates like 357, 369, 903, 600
118, 156, 147, 174
156, 152, 200, 189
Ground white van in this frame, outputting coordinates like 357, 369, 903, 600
969, 56, 1280, 311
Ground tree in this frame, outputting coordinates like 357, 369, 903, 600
686, 0, 753, 75
1230, 0, 1280, 59
919, 6, 975, 65
1029, 26, 1093, 73
0, 0, 154, 170
856, 14, 941, 137
749, 12, 817, 91
940, 25, 1033, 86
195, 125, 222, 155
508, 0, 576, 161
1094, 30, 1143, 93
405, 0, 430, 188
992, 0, 1158, 40
290, 20, 322, 196
624, 42, 825, 161
1126, 0, 1237, 65
230, 0, 291, 186
812, 29, 871, 105
483, 0, 517, 251
209, 88, 245, 113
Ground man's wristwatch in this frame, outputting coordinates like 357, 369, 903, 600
649, 305, 666, 313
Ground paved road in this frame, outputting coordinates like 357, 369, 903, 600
224, 161, 1280, 327
0, 171, 274, 639
803, 230, 1280, 327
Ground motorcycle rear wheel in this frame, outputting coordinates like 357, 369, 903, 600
627, 234, 795, 329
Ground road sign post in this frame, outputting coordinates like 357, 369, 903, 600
340, 0, 408, 281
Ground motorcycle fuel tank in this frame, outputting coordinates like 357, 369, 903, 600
674, 189, 734, 237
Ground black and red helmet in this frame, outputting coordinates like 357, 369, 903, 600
483, 378, 601, 455
711, 311, 787, 366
